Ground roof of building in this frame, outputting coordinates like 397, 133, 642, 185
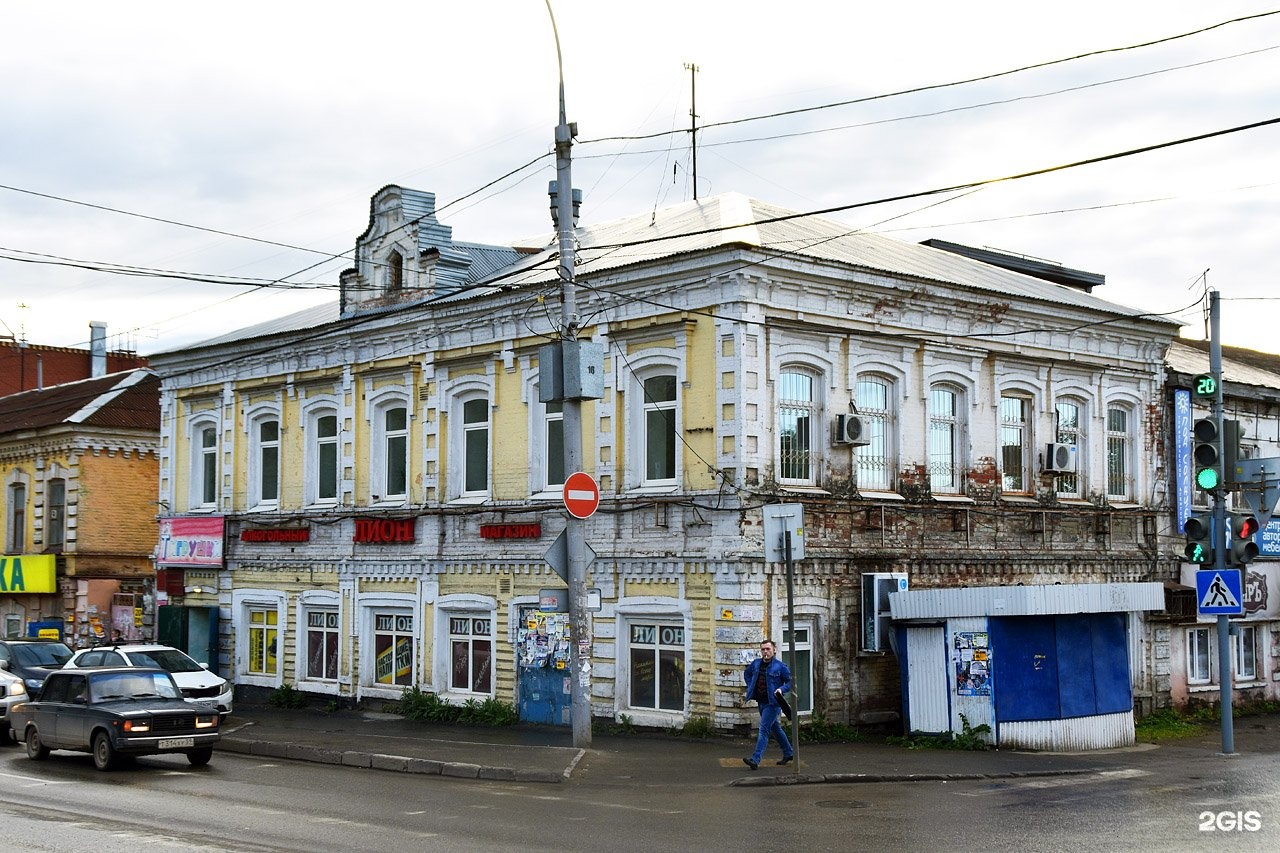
1167, 338, 1280, 391
164, 191, 1177, 353
0, 369, 160, 435
0, 340, 148, 397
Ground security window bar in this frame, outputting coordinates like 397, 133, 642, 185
373, 612, 414, 686
306, 610, 339, 680
643, 375, 677, 483
999, 395, 1028, 493
628, 622, 685, 711
928, 387, 960, 493
1106, 407, 1130, 499
778, 372, 815, 483
449, 616, 494, 694
854, 378, 891, 491
1054, 400, 1081, 496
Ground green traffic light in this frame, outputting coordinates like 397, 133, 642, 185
1195, 467, 1221, 491
1193, 374, 1217, 398
1185, 542, 1211, 564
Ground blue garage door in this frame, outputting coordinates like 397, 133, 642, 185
991, 613, 1130, 723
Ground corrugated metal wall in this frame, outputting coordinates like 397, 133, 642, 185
998, 711, 1136, 751
904, 626, 948, 733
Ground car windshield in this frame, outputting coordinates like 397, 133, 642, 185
12, 643, 73, 667
129, 648, 204, 673
89, 671, 182, 702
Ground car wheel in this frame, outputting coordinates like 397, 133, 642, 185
187, 746, 213, 767
92, 731, 117, 771
25, 727, 49, 761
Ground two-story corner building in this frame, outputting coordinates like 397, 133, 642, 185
148, 184, 1180, 734
1159, 338, 1280, 708
0, 369, 160, 645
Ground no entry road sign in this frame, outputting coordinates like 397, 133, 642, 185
563, 471, 600, 519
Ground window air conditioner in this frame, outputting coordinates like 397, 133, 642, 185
1044, 442, 1079, 474
833, 414, 871, 447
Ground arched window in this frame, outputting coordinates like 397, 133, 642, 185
6, 482, 26, 553
248, 414, 281, 508
461, 397, 490, 496
1106, 405, 1133, 500
307, 408, 340, 505
385, 249, 404, 295
778, 370, 818, 484
642, 374, 677, 484
999, 394, 1031, 493
1054, 399, 1083, 497
190, 420, 219, 510
372, 401, 409, 503
45, 478, 66, 549
855, 376, 894, 491
928, 386, 963, 494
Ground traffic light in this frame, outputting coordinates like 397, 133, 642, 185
1184, 513, 1215, 565
1192, 417, 1222, 492
1192, 373, 1217, 399
1228, 513, 1260, 566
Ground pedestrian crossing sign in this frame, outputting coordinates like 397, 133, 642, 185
1196, 569, 1244, 615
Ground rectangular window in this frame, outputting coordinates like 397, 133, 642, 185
7, 483, 26, 553
1055, 401, 1081, 496
316, 414, 338, 501
373, 612, 413, 686
257, 419, 280, 504
247, 608, 278, 676
928, 388, 959, 493
1233, 625, 1257, 682
1187, 627, 1211, 684
628, 622, 685, 711
644, 376, 677, 483
45, 479, 66, 548
778, 372, 814, 483
383, 407, 408, 499
306, 609, 340, 680
999, 395, 1028, 493
855, 378, 891, 491
1106, 407, 1130, 499
200, 426, 218, 506
463, 399, 489, 494
449, 616, 493, 694
545, 401, 565, 488
780, 626, 813, 713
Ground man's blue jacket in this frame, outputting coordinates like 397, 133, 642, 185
743, 655, 792, 708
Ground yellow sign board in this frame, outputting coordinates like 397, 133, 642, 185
0, 555, 57, 593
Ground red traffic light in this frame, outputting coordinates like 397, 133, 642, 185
1238, 514, 1260, 539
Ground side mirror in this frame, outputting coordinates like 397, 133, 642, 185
200, 663, 210, 671
0, 660, 9, 671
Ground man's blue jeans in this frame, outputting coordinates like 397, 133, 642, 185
751, 702, 793, 764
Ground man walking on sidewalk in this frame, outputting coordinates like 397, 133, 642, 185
742, 639, 794, 770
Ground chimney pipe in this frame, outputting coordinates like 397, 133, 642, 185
90, 321, 107, 377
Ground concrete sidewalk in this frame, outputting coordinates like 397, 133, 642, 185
215, 706, 1278, 787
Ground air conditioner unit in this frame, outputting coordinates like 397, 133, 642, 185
833, 414, 871, 447
1044, 442, 1079, 474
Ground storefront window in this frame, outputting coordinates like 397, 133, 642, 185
629, 622, 685, 711
247, 608, 278, 676
306, 609, 339, 680
373, 612, 414, 686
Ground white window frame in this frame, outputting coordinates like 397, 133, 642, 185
232, 589, 286, 689
779, 623, 815, 714
641, 373, 678, 487
357, 593, 417, 698
999, 394, 1031, 494
1054, 398, 1085, 497
296, 590, 342, 692
247, 408, 281, 510
622, 356, 682, 493
442, 376, 493, 503
928, 384, 965, 495
1187, 626, 1212, 685
615, 597, 691, 726
527, 374, 565, 497
854, 375, 895, 492
1106, 404, 1133, 500
777, 368, 820, 486
370, 395, 410, 505
189, 417, 220, 511
460, 396, 491, 498
1232, 624, 1259, 683
305, 404, 341, 507
434, 594, 497, 701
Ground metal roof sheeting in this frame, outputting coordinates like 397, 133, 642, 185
889, 582, 1165, 620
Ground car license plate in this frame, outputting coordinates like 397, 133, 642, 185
158, 737, 195, 749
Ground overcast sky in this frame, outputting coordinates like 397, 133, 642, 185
1, 1, 1277, 358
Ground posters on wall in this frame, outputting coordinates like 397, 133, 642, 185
954, 631, 992, 696
518, 611, 571, 669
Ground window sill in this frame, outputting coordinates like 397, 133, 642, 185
530, 489, 564, 501
1000, 495, 1039, 505
448, 495, 490, 506
1107, 502, 1140, 510
626, 484, 678, 496
859, 490, 905, 502
780, 485, 830, 496
932, 494, 975, 504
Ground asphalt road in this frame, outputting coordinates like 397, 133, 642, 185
2, 737, 1277, 851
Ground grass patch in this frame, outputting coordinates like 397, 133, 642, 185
1134, 708, 1207, 741
887, 714, 992, 751
267, 682, 308, 709
396, 687, 518, 727
800, 713, 866, 743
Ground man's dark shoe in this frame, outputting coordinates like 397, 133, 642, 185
777, 755, 794, 765
742, 757, 759, 770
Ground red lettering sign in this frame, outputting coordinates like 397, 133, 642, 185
353, 518, 416, 544
240, 528, 311, 543
479, 524, 542, 540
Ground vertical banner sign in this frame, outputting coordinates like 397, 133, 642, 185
1173, 388, 1193, 533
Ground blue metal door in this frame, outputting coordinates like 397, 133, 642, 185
516, 608, 572, 726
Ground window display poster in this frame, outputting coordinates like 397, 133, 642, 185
953, 631, 992, 696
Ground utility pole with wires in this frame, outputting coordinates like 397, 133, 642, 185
685, 62, 699, 200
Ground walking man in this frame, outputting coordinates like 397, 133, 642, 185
742, 639, 794, 770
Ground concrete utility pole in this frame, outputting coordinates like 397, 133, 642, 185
546, 0, 591, 749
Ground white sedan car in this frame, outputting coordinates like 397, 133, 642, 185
1, 668, 29, 744
64, 644, 232, 716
